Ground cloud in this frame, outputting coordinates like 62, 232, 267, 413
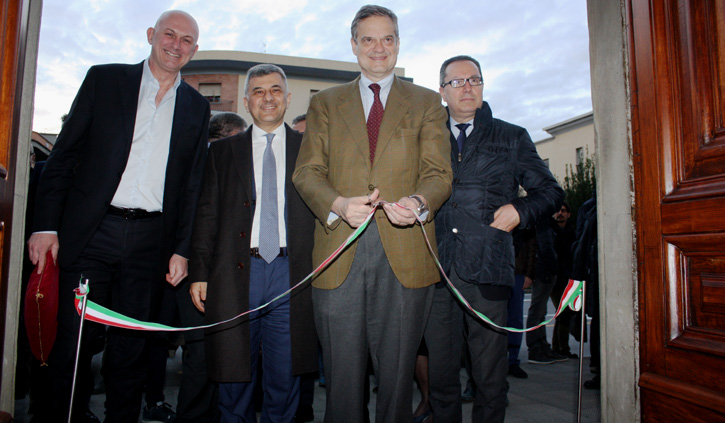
33, 0, 591, 140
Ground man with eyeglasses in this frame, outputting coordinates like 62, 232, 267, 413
293, 5, 451, 422
424, 55, 563, 422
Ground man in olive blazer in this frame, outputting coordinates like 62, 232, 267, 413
292, 5, 451, 423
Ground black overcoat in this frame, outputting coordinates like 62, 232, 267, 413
189, 124, 317, 382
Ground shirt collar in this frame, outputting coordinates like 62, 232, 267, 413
360, 72, 394, 92
142, 59, 181, 90
251, 123, 286, 140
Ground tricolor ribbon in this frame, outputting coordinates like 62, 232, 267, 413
74, 202, 583, 333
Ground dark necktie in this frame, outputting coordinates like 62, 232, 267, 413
455, 123, 470, 161
259, 133, 279, 264
367, 83, 384, 164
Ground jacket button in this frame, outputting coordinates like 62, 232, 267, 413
454, 178, 460, 184
240, 231, 246, 237
238, 262, 245, 269
243, 201, 250, 207
452, 228, 458, 233
452, 202, 458, 208
368, 184, 375, 191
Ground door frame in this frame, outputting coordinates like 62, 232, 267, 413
0, 0, 42, 414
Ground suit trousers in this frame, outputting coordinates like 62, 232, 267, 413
42, 213, 164, 423
313, 221, 433, 423
218, 255, 299, 423
426, 267, 509, 423
507, 274, 526, 365
526, 274, 556, 351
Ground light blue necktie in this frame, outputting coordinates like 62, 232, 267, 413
259, 133, 279, 264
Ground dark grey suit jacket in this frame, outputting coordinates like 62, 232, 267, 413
33, 62, 210, 271
189, 124, 317, 382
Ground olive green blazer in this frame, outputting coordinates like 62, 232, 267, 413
293, 75, 452, 289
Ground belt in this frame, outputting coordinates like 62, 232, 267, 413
250, 247, 288, 259
107, 206, 162, 220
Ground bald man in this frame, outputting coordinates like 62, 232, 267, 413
27, 10, 210, 423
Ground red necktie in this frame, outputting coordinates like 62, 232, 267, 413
367, 83, 384, 164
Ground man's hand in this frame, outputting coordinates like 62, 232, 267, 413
331, 188, 379, 228
491, 204, 520, 232
166, 254, 188, 286
382, 195, 424, 227
189, 282, 207, 312
523, 276, 533, 290
27, 233, 59, 274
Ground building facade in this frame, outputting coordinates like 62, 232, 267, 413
182, 50, 408, 127
534, 111, 595, 184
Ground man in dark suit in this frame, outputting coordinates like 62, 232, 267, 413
189, 64, 317, 423
292, 5, 452, 423
425, 55, 564, 423
26, 10, 209, 423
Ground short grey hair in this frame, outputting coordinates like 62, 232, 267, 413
244, 64, 288, 97
439, 55, 483, 87
351, 5, 399, 41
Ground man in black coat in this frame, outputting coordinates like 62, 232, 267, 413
425, 55, 564, 423
27, 10, 209, 422
189, 64, 317, 422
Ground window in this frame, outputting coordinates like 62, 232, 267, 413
199, 83, 222, 103
576, 147, 584, 166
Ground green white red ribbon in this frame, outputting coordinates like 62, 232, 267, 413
74, 202, 582, 333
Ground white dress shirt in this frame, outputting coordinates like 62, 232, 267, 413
359, 72, 395, 121
250, 124, 288, 249
111, 59, 178, 212
449, 116, 474, 139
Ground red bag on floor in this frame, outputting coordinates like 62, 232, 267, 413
24, 250, 59, 365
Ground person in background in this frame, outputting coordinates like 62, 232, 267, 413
550, 202, 577, 359
208, 112, 248, 143
291, 114, 306, 133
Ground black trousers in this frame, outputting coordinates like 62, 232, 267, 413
40, 213, 165, 423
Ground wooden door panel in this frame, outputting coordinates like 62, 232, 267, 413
631, 0, 725, 420
669, 0, 725, 182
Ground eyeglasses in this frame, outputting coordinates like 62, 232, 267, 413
441, 77, 483, 88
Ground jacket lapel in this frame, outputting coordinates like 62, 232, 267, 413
168, 81, 191, 162
232, 126, 254, 201
120, 62, 144, 153
337, 78, 372, 170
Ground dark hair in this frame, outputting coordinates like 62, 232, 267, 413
351, 5, 399, 41
244, 63, 288, 97
561, 201, 571, 213
208, 112, 247, 140
292, 114, 306, 125
439, 55, 483, 87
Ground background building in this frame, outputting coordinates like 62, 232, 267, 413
534, 111, 594, 183
182, 50, 409, 127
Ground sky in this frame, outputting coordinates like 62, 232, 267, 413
33, 0, 592, 141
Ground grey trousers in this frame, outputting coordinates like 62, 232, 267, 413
526, 274, 556, 350
313, 221, 433, 423
426, 268, 509, 423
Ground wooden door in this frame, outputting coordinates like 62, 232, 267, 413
0, 0, 30, 389
629, 0, 725, 420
